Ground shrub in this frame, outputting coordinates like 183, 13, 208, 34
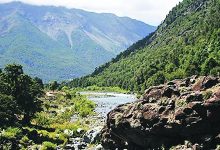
203, 91, 213, 100
1, 127, 22, 140
50, 122, 88, 137
73, 98, 95, 117
34, 112, 52, 126
176, 99, 187, 108
41, 141, 57, 150
19, 136, 30, 147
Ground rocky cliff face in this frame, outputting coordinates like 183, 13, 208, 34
101, 76, 220, 149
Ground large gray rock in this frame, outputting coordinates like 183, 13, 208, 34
101, 76, 220, 149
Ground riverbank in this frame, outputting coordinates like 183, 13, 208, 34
0, 88, 96, 149
66, 91, 136, 149
0, 87, 136, 149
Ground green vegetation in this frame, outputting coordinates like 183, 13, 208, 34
176, 99, 187, 108
41, 142, 57, 150
202, 91, 213, 100
49, 81, 59, 91
63, 85, 129, 94
0, 64, 43, 125
0, 64, 96, 149
68, 0, 220, 94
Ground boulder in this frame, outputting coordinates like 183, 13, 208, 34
83, 126, 103, 144
192, 76, 219, 91
101, 76, 220, 149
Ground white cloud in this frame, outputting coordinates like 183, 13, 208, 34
0, 0, 183, 25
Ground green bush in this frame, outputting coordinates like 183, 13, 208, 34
19, 135, 31, 148
1, 127, 22, 140
41, 141, 57, 150
73, 97, 95, 117
34, 112, 52, 126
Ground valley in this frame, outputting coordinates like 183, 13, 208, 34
0, 0, 220, 149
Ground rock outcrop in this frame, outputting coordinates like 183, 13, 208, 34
101, 76, 220, 149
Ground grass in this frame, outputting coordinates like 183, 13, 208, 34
41, 141, 57, 150
1, 127, 22, 140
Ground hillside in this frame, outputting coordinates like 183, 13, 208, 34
0, 2, 156, 81
69, 0, 220, 92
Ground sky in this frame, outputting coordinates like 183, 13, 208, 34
0, 0, 183, 26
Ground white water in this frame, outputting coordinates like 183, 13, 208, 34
80, 92, 136, 117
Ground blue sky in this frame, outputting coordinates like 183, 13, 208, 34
0, 0, 183, 25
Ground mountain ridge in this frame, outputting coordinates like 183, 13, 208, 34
68, 0, 220, 92
0, 1, 156, 81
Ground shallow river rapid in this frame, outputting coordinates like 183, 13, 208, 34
80, 92, 136, 118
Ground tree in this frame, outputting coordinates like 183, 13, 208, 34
0, 94, 19, 126
49, 81, 59, 91
146, 71, 166, 87
0, 64, 43, 124
201, 58, 219, 75
17, 74, 42, 124
210, 67, 220, 76
34, 77, 44, 89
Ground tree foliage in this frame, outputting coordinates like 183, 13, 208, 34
0, 64, 43, 125
67, 0, 220, 93
0, 94, 18, 126
49, 81, 59, 91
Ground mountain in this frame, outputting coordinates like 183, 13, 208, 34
0, 2, 156, 81
68, 0, 220, 92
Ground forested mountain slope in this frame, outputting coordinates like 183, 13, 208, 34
69, 0, 220, 92
0, 2, 156, 81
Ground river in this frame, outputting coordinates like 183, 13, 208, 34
67, 92, 136, 149
80, 92, 136, 118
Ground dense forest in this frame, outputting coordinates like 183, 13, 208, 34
68, 0, 220, 93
